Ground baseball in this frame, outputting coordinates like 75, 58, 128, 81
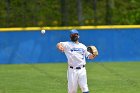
41, 29, 45, 34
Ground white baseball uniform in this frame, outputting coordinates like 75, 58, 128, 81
60, 41, 91, 93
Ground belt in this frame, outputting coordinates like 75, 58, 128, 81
70, 65, 85, 69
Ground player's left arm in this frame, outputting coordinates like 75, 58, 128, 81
85, 47, 95, 59
86, 46, 98, 59
88, 53, 96, 59
86, 51, 96, 59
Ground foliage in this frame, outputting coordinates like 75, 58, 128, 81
0, 0, 140, 27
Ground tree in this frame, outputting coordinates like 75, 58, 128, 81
77, 0, 83, 25
105, 0, 114, 25
60, 0, 68, 26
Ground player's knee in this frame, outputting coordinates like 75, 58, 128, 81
68, 88, 77, 93
69, 90, 77, 93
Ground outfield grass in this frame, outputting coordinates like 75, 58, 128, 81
0, 62, 140, 93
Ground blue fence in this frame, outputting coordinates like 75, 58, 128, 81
0, 28, 140, 64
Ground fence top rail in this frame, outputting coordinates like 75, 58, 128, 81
0, 25, 140, 31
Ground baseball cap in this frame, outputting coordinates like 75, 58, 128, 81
70, 29, 79, 35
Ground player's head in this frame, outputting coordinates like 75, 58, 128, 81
70, 29, 79, 42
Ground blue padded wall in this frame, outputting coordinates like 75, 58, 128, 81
0, 28, 140, 64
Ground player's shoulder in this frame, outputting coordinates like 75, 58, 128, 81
79, 42, 85, 46
60, 41, 71, 46
60, 41, 71, 44
79, 42, 87, 48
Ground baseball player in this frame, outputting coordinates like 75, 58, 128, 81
57, 29, 96, 93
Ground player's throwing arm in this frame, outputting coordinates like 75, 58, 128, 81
57, 43, 64, 52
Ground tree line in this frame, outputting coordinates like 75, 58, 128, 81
0, 0, 140, 27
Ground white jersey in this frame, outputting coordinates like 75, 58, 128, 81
60, 41, 91, 67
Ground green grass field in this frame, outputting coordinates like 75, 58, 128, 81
0, 62, 140, 93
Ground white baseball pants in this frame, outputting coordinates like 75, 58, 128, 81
67, 66, 89, 93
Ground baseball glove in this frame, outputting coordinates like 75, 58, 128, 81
87, 46, 98, 56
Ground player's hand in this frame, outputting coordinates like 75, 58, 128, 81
87, 46, 98, 60
88, 54, 96, 59
59, 46, 64, 52
57, 43, 64, 52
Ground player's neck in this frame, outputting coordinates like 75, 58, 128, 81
74, 41, 79, 44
